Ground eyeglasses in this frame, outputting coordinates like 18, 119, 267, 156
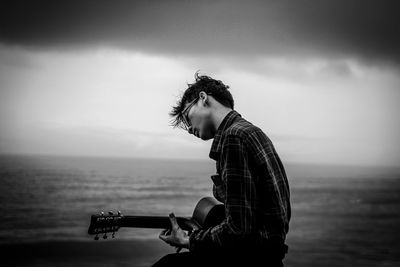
180, 96, 199, 131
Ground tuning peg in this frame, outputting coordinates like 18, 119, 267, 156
117, 210, 122, 216
94, 234, 99, 241
108, 211, 114, 215
103, 233, 107, 239
100, 211, 104, 216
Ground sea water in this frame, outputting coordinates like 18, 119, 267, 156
1, 154, 400, 266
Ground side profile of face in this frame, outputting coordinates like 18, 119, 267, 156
185, 92, 216, 140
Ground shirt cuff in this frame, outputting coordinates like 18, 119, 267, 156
188, 229, 199, 252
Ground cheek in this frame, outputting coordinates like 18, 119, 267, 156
192, 109, 211, 129
198, 113, 213, 131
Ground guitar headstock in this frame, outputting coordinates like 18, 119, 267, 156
88, 210, 123, 240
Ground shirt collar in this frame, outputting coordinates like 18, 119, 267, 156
209, 110, 242, 160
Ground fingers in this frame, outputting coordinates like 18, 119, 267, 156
159, 228, 171, 242
169, 213, 179, 231
160, 229, 171, 235
159, 213, 181, 247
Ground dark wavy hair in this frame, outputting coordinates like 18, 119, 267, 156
169, 71, 234, 129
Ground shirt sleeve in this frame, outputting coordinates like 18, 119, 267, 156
246, 130, 291, 240
211, 174, 225, 203
189, 134, 255, 253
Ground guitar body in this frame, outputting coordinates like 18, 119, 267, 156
191, 197, 225, 229
88, 197, 225, 239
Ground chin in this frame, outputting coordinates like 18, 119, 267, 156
199, 132, 213, 141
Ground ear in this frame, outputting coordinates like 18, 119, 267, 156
199, 91, 209, 106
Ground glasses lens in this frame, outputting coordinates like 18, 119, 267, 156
180, 97, 198, 130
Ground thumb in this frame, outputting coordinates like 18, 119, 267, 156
169, 213, 179, 230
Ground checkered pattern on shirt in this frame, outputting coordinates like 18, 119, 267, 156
188, 110, 291, 253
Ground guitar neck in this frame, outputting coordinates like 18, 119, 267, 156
119, 216, 200, 231
88, 197, 224, 236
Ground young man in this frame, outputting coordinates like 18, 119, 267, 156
153, 73, 291, 267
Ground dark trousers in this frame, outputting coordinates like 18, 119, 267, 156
151, 249, 285, 267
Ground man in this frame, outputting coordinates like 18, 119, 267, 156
153, 73, 291, 267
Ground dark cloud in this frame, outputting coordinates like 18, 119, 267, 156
0, 0, 399, 64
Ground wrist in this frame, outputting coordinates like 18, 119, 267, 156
182, 236, 190, 249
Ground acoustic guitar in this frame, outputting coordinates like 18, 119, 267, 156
88, 197, 225, 240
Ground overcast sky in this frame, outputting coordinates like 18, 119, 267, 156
0, 0, 399, 166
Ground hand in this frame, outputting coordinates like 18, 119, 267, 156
159, 213, 190, 252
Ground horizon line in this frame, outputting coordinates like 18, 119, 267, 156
1, 152, 400, 169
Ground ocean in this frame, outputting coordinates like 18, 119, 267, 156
1, 154, 399, 267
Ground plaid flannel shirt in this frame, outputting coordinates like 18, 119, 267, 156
188, 110, 291, 253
